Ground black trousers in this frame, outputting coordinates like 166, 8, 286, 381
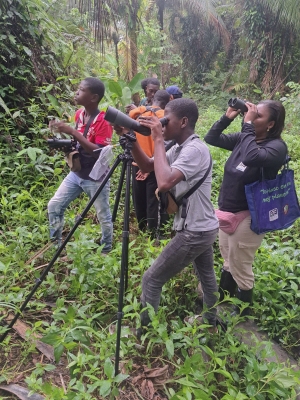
132, 166, 159, 232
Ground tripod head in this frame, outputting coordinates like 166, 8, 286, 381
119, 130, 136, 158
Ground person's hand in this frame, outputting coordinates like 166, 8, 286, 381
112, 124, 127, 136
244, 102, 258, 123
125, 104, 137, 114
138, 115, 162, 141
135, 170, 150, 181
225, 107, 241, 120
49, 119, 73, 135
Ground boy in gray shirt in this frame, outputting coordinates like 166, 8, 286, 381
115, 98, 219, 332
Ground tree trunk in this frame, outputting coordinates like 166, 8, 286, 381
128, 25, 137, 79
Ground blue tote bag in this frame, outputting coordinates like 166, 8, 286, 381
245, 166, 300, 234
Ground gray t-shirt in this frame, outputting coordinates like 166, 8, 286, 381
166, 134, 219, 231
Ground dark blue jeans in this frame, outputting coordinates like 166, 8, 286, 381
141, 228, 219, 326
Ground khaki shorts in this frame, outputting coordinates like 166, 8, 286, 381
219, 215, 265, 290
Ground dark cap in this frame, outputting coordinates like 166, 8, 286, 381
166, 85, 183, 96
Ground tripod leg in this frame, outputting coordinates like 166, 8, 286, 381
0, 155, 123, 343
112, 160, 126, 223
115, 158, 132, 376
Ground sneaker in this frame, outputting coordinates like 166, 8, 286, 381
184, 315, 218, 334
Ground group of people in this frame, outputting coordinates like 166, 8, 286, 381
48, 76, 287, 333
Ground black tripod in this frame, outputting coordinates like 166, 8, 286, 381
0, 132, 136, 376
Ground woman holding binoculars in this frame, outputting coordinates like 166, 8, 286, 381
204, 99, 287, 316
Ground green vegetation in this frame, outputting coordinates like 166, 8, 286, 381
0, 0, 300, 399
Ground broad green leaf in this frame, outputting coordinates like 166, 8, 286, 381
235, 392, 249, 400
66, 306, 76, 321
23, 46, 32, 56
54, 344, 64, 363
56, 76, 69, 81
246, 383, 256, 397
165, 338, 174, 358
69, 78, 81, 84
71, 329, 89, 344
46, 93, 60, 109
215, 369, 233, 380
275, 371, 297, 388
99, 380, 111, 397
174, 378, 199, 388
128, 72, 144, 93
104, 357, 114, 379
8, 34, 16, 44
121, 86, 132, 107
27, 147, 37, 161
108, 81, 122, 97
45, 84, 54, 92
105, 54, 118, 69
114, 373, 129, 383
0, 95, 11, 115
12, 110, 21, 119
41, 333, 61, 346
192, 389, 211, 400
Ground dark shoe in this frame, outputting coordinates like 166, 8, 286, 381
218, 268, 237, 301
95, 238, 111, 254
231, 287, 253, 317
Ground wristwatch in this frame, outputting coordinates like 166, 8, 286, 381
245, 121, 252, 124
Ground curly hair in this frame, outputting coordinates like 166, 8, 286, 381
165, 98, 199, 129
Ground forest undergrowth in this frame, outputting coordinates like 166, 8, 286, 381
0, 101, 300, 399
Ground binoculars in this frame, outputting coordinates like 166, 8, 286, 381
104, 106, 169, 136
47, 138, 76, 153
228, 98, 248, 114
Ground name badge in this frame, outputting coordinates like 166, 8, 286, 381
236, 162, 247, 172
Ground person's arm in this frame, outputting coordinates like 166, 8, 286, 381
49, 120, 99, 153
204, 109, 241, 150
138, 116, 184, 192
113, 124, 155, 172
240, 124, 287, 167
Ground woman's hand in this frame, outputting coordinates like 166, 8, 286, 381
225, 107, 241, 120
244, 102, 258, 123
138, 115, 163, 141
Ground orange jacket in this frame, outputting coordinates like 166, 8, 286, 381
129, 106, 165, 157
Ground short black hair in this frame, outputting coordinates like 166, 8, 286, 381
83, 77, 105, 103
141, 78, 149, 92
153, 90, 170, 109
259, 100, 285, 139
147, 78, 160, 87
165, 98, 199, 129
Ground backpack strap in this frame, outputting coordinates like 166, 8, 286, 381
165, 140, 176, 151
179, 154, 213, 219
143, 106, 161, 117
75, 109, 100, 138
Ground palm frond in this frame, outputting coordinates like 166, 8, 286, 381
172, 0, 230, 49
258, 0, 300, 31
